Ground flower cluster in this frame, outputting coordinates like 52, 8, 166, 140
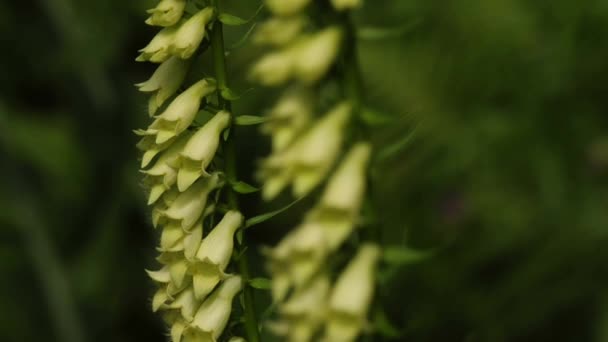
135, 2, 244, 341
251, 1, 378, 341
266, 144, 379, 342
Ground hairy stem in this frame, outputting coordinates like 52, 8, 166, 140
210, 2, 260, 341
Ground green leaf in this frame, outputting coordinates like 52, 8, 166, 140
360, 106, 395, 126
245, 197, 302, 228
373, 309, 402, 338
230, 180, 259, 194
220, 87, 241, 101
357, 19, 422, 41
222, 127, 231, 141
249, 277, 272, 290
383, 246, 433, 266
236, 229, 244, 245
218, 13, 248, 26
235, 115, 268, 126
230, 22, 257, 50
376, 124, 419, 162
218, 4, 264, 27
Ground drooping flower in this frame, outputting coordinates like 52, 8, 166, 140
191, 211, 243, 300
250, 50, 295, 86
279, 275, 330, 342
183, 275, 243, 342
145, 0, 187, 27
146, 78, 217, 144
261, 87, 312, 152
172, 7, 215, 59
253, 16, 306, 46
136, 25, 178, 63
261, 101, 352, 199
162, 173, 221, 230
292, 27, 343, 84
176, 110, 231, 191
323, 244, 380, 342
265, 0, 312, 16
156, 251, 191, 291
141, 131, 192, 205
266, 221, 328, 301
136, 56, 190, 117
305, 142, 372, 249
135, 129, 175, 168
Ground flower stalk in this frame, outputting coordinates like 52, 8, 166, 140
209, 1, 260, 341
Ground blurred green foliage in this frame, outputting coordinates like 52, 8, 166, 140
1, 0, 608, 341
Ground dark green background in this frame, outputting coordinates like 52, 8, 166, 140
1, 0, 608, 341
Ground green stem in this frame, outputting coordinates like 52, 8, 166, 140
210, 3, 260, 341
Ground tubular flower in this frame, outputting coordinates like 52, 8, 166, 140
135, 129, 175, 168
147, 79, 217, 144
136, 3, 247, 342
142, 131, 192, 205
162, 173, 222, 230
183, 275, 243, 342
136, 25, 178, 63
261, 101, 352, 200
265, 0, 312, 16
136, 56, 190, 117
323, 244, 380, 342
250, 49, 295, 86
292, 27, 343, 84
261, 87, 312, 152
279, 275, 331, 342
176, 110, 232, 191
191, 211, 243, 300
253, 16, 306, 46
250, 27, 342, 86
172, 7, 215, 59
305, 142, 372, 248
146, 0, 187, 27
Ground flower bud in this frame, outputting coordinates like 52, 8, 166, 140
253, 16, 306, 46
146, 0, 187, 27
173, 7, 215, 59
184, 275, 243, 342
142, 132, 192, 205
331, 0, 362, 11
191, 211, 243, 300
262, 88, 312, 152
324, 244, 380, 342
148, 79, 217, 144
293, 27, 343, 84
250, 50, 295, 86
177, 110, 231, 191
136, 26, 178, 63
163, 173, 221, 230
136, 56, 190, 116
265, 0, 311, 16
